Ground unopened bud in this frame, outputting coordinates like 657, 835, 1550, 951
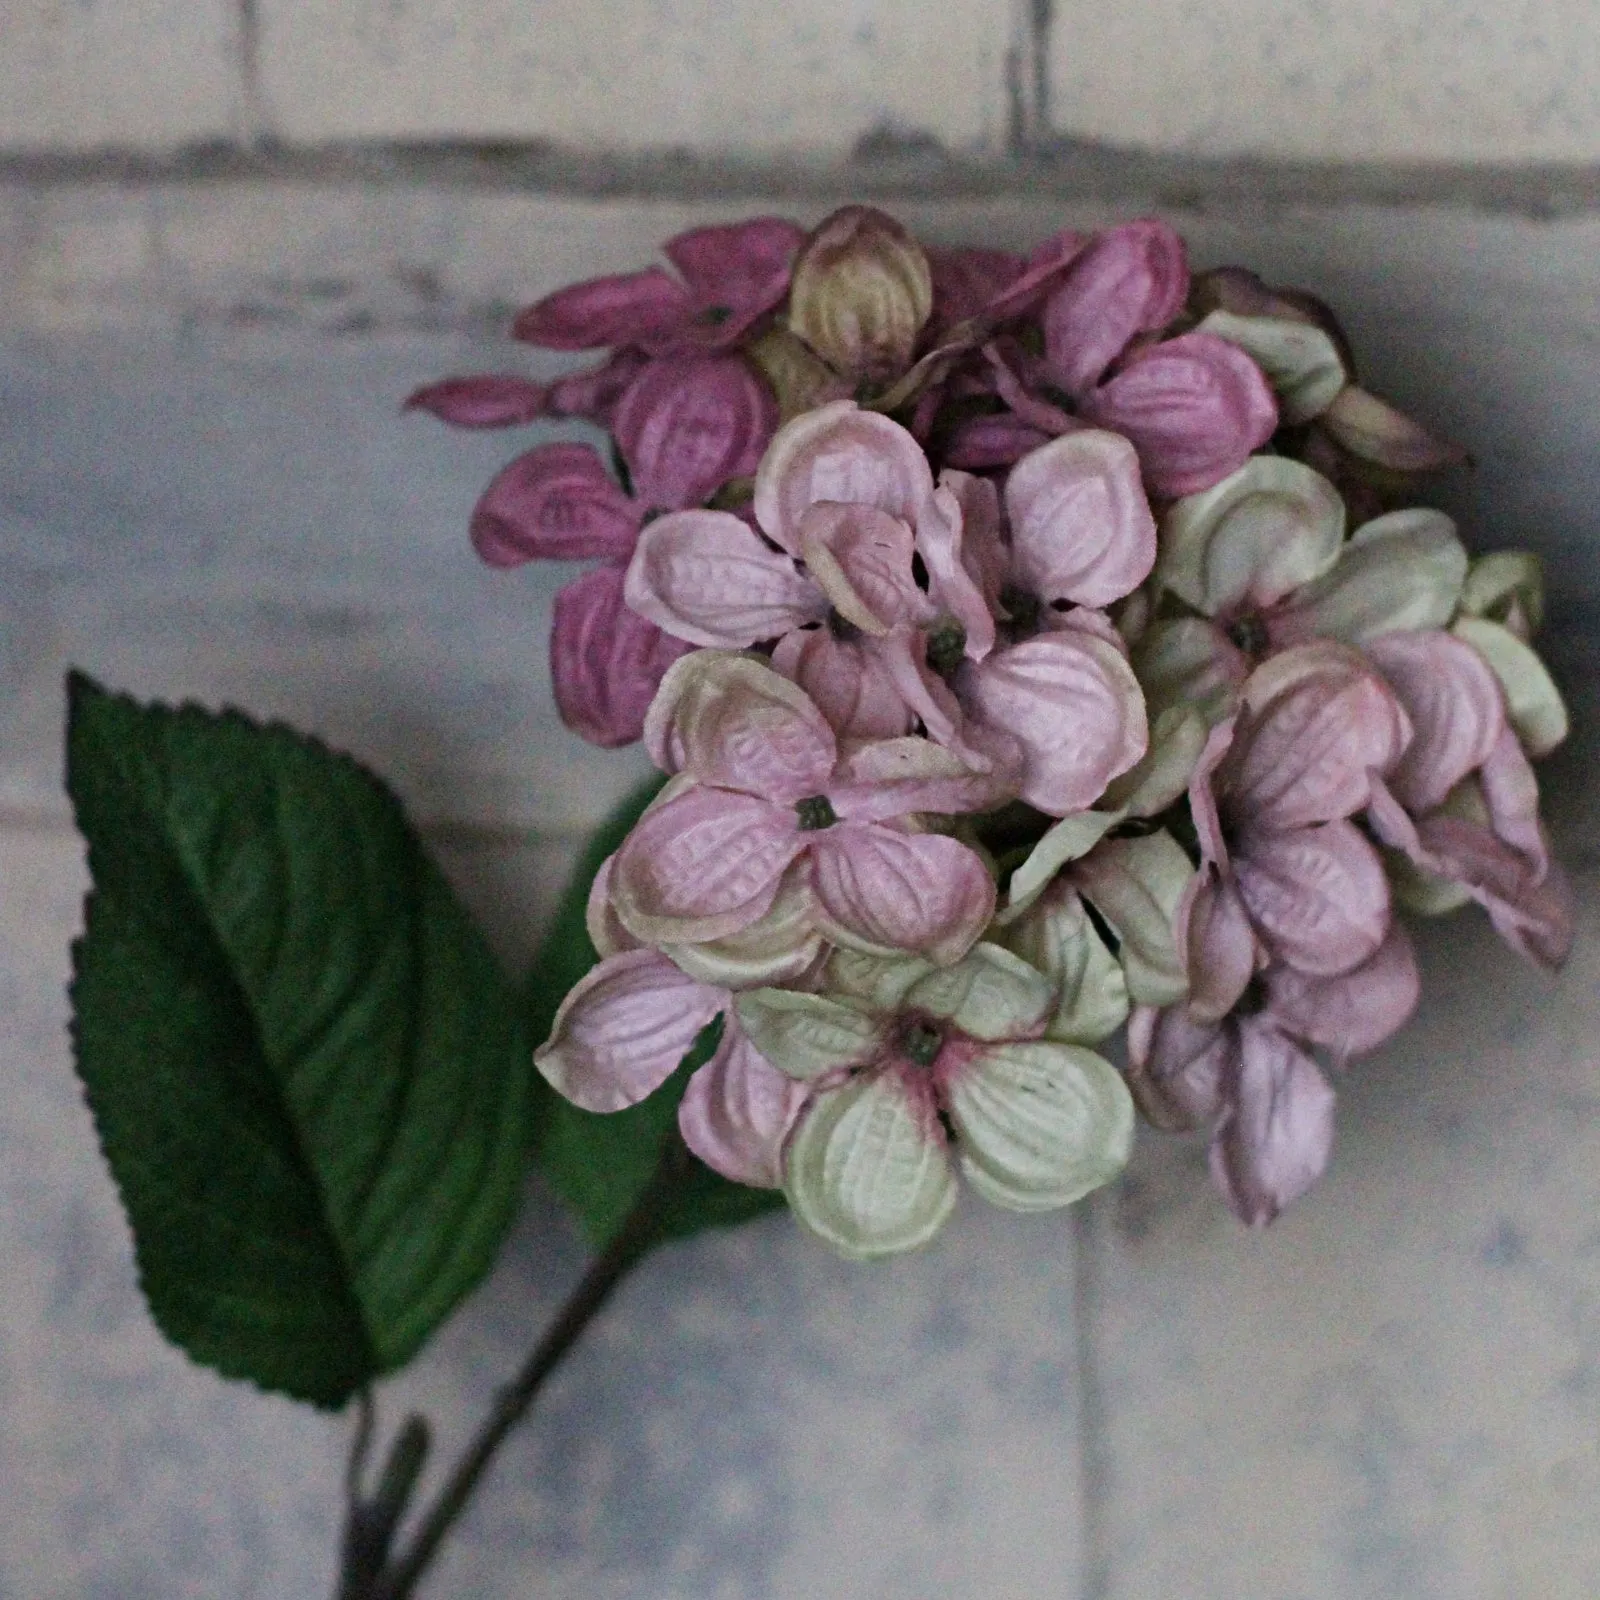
745, 326, 852, 422
788, 206, 934, 386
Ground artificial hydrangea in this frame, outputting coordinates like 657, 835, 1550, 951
414, 208, 1572, 1256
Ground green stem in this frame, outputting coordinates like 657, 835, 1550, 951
335, 1132, 692, 1600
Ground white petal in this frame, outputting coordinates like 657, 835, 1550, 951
948, 1040, 1134, 1211
823, 947, 936, 1010
1195, 310, 1347, 424
1001, 884, 1130, 1045
903, 941, 1056, 1041
783, 1071, 958, 1259
1453, 616, 1569, 757
1001, 807, 1124, 920
1157, 455, 1345, 615
734, 988, 885, 1081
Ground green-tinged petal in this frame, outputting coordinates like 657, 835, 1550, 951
1196, 310, 1347, 425
1158, 456, 1345, 614
1002, 885, 1130, 1045
1278, 508, 1467, 644
823, 947, 934, 1010
903, 942, 1055, 1041
948, 1040, 1134, 1212
784, 1072, 957, 1259
1384, 845, 1473, 915
735, 989, 884, 1081
1001, 808, 1124, 921
1133, 618, 1247, 726
1460, 551, 1545, 640
1101, 704, 1208, 818
1453, 616, 1568, 757
1072, 831, 1193, 1006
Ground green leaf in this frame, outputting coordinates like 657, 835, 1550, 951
66, 673, 531, 1408
525, 777, 785, 1246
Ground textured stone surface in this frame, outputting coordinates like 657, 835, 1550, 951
1045, 0, 1600, 161
0, 0, 237, 151
254, 1, 1013, 152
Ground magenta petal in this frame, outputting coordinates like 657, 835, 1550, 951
678, 1021, 810, 1187
626, 509, 823, 647
1125, 1003, 1230, 1130
809, 825, 996, 966
544, 349, 653, 426
1084, 331, 1279, 499
1179, 869, 1257, 1022
981, 228, 1090, 324
550, 566, 692, 748
613, 786, 808, 945
513, 267, 691, 349
1005, 430, 1157, 609
770, 629, 914, 740
614, 354, 778, 512
943, 413, 1051, 471
927, 245, 1028, 330
1234, 820, 1390, 977
959, 634, 1146, 816
1044, 219, 1189, 397
1210, 1018, 1335, 1226
1365, 630, 1504, 814
469, 442, 640, 567
1266, 924, 1420, 1062
404, 374, 550, 428
663, 217, 805, 342
535, 950, 723, 1113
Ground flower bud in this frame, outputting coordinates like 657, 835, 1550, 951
745, 326, 851, 422
787, 206, 934, 386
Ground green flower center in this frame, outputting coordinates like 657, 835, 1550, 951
699, 304, 734, 326
999, 584, 1041, 639
795, 794, 838, 831
899, 1020, 944, 1068
1226, 613, 1270, 657
925, 620, 968, 677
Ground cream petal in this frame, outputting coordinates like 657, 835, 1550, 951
677, 1024, 810, 1188
823, 947, 936, 1010
903, 941, 1056, 1041
1005, 430, 1158, 609
1452, 616, 1569, 757
946, 1040, 1134, 1212
1194, 310, 1347, 424
783, 1070, 958, 1259
1072, 830, 1195, 1006
534, 950, 724, 1113
1000, 807, 1125, 920
1157, 455, 1345, 615
625, 509, 824, 649
584, 853, 639, 957
734, 989, 886, 1080
1460, 551, 1545, 640
1001, 884, 1130, 1045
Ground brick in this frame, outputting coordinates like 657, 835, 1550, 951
1045, 0, 1600, 161
256, 0, 1013, 152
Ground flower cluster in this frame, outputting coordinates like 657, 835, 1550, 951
415, 209, 1571, 1253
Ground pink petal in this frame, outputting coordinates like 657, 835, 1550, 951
1005, 429, 1158, 609
1479, 725, 1548, 874
808, 824, 996, 966
677, 1020, 810, 1188
1125, 1003, 1230, 1130
469, 442, 640, 568
770, 628, 915, 740
1177, 868, 1257, 1023
641, 651, 838, 801
612, 785, 808, 945
585, 853, 640, 957
614, 354, 777, 512
404, 374, 550, 428
1234, 820, 1390, 977
1043, 219, 1189, 396
831, 734, 1020, 823
535, 949, 724, 1113
513, 267, 691, 349
550, 565, 692, 748
1265, 924, 1420, 1062
1187, 717, 1236, 868
1209, 1017, 1335, 1226
1083, 331, 1279, 499
753, 401, 935, 554
1486, 856, 1575, 971
943, 413, 1051, 471
915, 475, 1000, 660
625, 508, 823, 648
981, 340, 1079, 436
1227, 644, 1412, 831
1364, 630, 1505, 814
958, 633, 1147, 816
798, 502, 930, 635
